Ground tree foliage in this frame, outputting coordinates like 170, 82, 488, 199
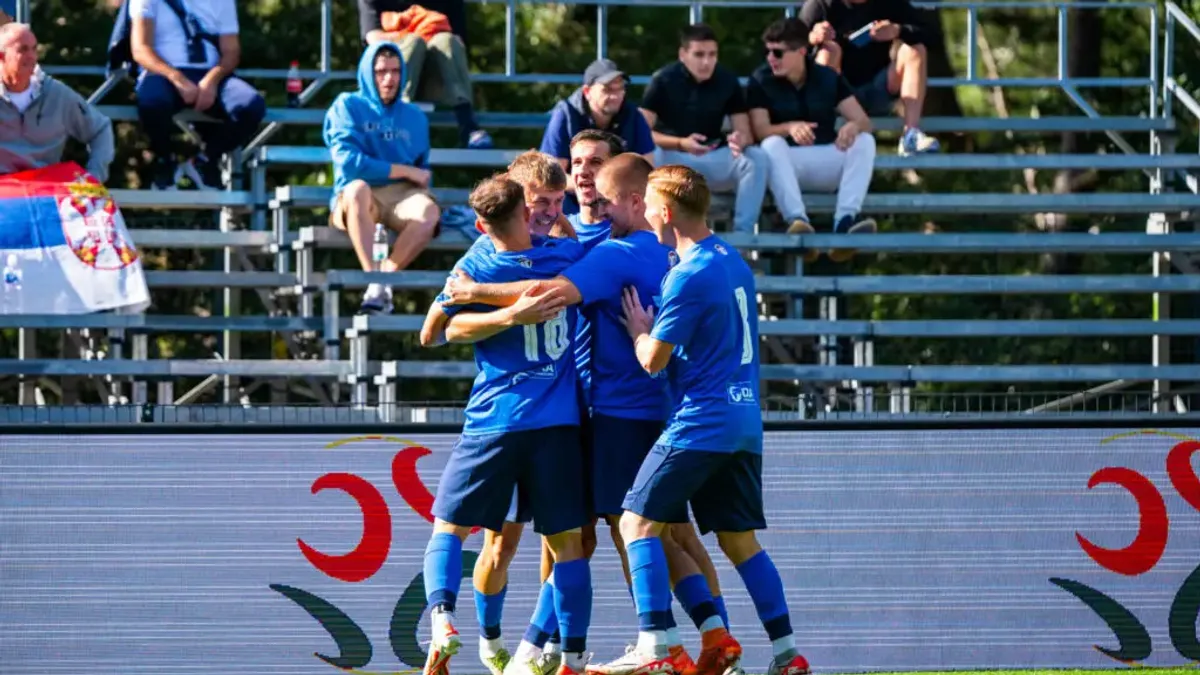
3, 0, 1199, 405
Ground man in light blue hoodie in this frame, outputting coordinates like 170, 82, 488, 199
324, 42, 439, 314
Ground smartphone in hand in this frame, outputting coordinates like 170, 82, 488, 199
849, 24, 872, 47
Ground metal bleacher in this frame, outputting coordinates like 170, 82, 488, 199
6, 0, 1200, 417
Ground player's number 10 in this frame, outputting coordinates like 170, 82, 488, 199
523, 312, 570, 361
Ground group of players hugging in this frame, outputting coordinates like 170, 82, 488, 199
416, 129, 810, 675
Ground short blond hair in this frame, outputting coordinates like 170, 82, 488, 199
506, 150, 567, 192
595, 152, 653, 199
647, 165, 711, 221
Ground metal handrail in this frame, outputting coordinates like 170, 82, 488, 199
1164, 2, 1200, 161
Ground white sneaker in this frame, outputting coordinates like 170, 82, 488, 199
585, 645, 673, 675
481, 647, 512, 675
423, 614, 462, 675
537, 650, 564, 675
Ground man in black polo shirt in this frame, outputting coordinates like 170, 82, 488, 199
747, 17, 876, 262
799, 0, 938, 156
639, 24, 768, 234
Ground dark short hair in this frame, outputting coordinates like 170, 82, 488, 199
762, 18, 809, 47
569, 129, 625, 158
469, 176, 526, 235
680, 23, 718, 48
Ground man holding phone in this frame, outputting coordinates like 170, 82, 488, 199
639, 23, 768, 235
799, 0, 939, 156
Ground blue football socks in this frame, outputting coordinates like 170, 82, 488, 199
673, 573, 720, 630
627, 537, 673, 632
551, 558, 592, 653
423, 532, 463, 612
735, 550, 792, 640
474, 584, 507, 640
522, 574, 559, 646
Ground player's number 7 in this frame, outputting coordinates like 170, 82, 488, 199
523, 312, 570, 361
734, 287, 754, 366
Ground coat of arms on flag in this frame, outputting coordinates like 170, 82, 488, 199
0, 162, 149, 315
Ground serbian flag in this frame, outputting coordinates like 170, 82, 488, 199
0, 162, 149, 315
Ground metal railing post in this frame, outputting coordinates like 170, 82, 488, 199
1056, 5, 1067, 84
1164, 10, 1176, 113
966, 7, 978, 82
689, 3, 703, 25
597, 5, 609, 60
505, 0, 517, 77
1149, 4, 1159, 120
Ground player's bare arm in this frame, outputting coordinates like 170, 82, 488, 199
443, 270, 583, 308
443, 287, 567, 343
419, 302, 451, 348
621, 287, 672, 374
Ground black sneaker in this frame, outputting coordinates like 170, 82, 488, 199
829, 214, 877, 263
150, 157, 178, 190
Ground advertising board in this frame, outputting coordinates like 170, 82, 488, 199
1, 426, 1198, 673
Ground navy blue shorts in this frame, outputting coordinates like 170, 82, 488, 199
433, 425, 586, 535
622, 445, 765, 535
591, 414, 663, 517
851, 67, 897, 117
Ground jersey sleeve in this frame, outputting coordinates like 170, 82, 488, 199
560, 240, 629, 307
650, 268, 705, 346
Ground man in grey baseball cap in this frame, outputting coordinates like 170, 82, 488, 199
539, 57, 655, 215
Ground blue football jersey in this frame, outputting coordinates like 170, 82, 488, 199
650, 236, 762, 453
562, 230, 675, 421
439, 237, 586, 434
567, 213, 612, 253
565, 213, 612, 410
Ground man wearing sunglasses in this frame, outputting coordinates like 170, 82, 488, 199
638, 23, 768, 235
747, 17, 877, 262
799, 0, 939, 156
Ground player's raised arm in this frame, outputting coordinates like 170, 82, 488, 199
443, 286, 567, 343
621, 287, 673, 374
442, 270, 584, 308
419, 301, 451, 347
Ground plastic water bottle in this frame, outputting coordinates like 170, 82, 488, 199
286, 61, 303, 108
372, 223, 388, 271
3, 253, 22, 314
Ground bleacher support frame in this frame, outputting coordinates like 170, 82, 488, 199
8, 0, 1200, 416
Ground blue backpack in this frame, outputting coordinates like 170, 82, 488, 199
107, 0, 218, 77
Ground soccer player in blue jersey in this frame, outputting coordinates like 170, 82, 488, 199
417, 176, 594, 675
565, 129, 625, 251
616, 165, 810, 675
441, 155, 732, 675
423, 154, 577, 675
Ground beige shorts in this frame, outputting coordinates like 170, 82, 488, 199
330, 181, 437, 232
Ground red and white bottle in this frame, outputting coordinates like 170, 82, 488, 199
286, 61, 302, 108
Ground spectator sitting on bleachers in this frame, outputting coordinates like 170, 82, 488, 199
540, 58, 654, 216
800, 0, 939, 156
0, 23, 115, 182
505, 150, 576, 238
359, 1, 491, 149
324, 42, 439, 316
748, 18, 876, 262
130, 0, 266, 190
639, 23, 768, 234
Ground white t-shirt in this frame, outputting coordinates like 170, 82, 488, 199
7, 87, 34, 113
129, 0, 239, 70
